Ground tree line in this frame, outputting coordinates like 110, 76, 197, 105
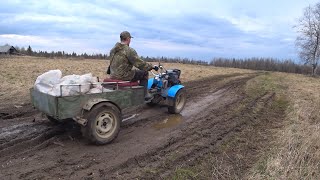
143, 56, 319, 76
5, 44, 319, 75
141, 56, 209, 65
11, 44, 209, 64
210, 57, 319, 75
14, 45, 107, 59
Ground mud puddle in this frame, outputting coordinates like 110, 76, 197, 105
152, 114, 183, 130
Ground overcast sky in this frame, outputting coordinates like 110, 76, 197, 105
0, 0, 318, 61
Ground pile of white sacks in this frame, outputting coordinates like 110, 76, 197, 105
34, 70, 108, 96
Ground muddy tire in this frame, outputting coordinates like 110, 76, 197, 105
46, 115, 61, 124
82, 103, 121, 145
168, 89, 186, 114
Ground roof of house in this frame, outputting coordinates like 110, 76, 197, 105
0, 45, 16, 53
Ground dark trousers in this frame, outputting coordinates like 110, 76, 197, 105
131, 70, 148, 96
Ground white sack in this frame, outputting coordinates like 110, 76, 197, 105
34, 70, 62, 94
51, 73, 93, 96
34, 70, 100, 96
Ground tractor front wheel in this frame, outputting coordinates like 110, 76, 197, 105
168, 89, 186, 114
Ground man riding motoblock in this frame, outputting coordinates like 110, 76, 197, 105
108, 31, 158, 100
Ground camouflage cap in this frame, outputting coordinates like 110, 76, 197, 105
120, 31, 133, 40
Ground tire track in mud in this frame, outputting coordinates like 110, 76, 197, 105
0, 121, 81, 160
185, 73, 252, 97
0, 103, 37, 121
104, 74, 267, 179
155, 92, 276, 179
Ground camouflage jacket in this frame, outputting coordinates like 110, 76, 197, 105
109, 42, 153, 80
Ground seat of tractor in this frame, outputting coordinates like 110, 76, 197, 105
103, 78, 139, 87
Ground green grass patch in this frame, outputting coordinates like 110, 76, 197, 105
245, 72, 287, 99
172, 168, 198, 180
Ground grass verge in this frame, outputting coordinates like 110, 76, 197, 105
247, 72, 320, 179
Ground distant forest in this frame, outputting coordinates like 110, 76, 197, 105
210, 57, 319, 75
15, 45, 107, 59
9, 45, 320, 76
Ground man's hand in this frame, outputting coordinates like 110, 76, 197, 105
153, 65, 159, 71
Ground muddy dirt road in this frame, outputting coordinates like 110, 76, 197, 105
0, 73, 284, 179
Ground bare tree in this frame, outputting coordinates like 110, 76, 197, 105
295, 4, 320, 76
27, 45, 33, 56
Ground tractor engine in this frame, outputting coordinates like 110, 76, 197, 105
166, 69, 181, 87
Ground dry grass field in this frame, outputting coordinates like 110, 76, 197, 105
0, 56, 319, 179
0, 56, 254, 107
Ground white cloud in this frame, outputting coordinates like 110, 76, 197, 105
0, 34, 53, 46
223, 15, 269, 33
0, 34, 107, 54
6, 14, 77, 24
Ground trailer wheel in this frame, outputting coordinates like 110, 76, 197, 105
82, 103, 121, 145
168, 89, 186, 114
